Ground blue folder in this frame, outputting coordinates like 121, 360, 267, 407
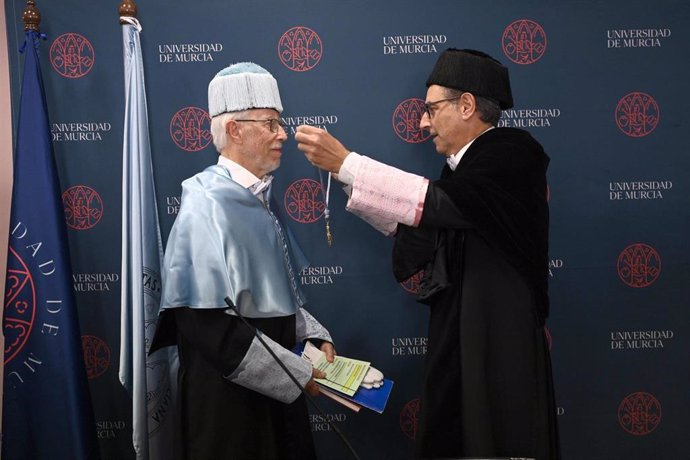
294, 343, 394, 413
325, 378, 394, 414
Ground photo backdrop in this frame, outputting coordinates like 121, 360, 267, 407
4, 0, 689, 459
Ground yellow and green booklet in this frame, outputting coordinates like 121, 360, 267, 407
301, 341, 394, 414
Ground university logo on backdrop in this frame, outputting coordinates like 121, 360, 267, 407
393, 98, 430, 143
400, 398, 421, 440
62, 185, 104, 230
617, 243, 661, 288
400, 270, 424, 294
279, 26, 323, 72
170, 107, 213, 152
615, 92, 660, 137
50, 32, 94, 78
618, 392, 662, 435
284, 179, 326, 224
502, 19, 547, 65
82, 334, 110, 379
283, 180, 346, 287
48, 33, 111, 144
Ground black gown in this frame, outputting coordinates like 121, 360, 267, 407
393, 128, 560, 460
151, 308, 316, 460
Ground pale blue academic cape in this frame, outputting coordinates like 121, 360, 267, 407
160, 165, 309, 318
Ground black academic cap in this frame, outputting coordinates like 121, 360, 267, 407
426, 48, 514, 109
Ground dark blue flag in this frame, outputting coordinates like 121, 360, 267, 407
2, 31, 100, 460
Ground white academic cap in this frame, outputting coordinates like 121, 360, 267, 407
208, 62, 283, 116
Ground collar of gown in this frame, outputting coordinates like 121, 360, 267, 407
217, 155, 273, 196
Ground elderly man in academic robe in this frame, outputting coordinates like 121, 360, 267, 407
151, 62, 334, 460
296, 48, 560, 460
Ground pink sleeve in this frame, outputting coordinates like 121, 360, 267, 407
344, 154, 429, 235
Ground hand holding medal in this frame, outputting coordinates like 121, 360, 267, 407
295, 125, 350, 246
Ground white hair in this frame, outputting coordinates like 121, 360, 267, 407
210, 110, 249, 153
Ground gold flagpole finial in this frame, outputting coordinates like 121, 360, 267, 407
119, 0, 138, 24
23, 0, 41, 32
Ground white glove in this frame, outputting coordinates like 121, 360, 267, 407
359, 366, 384, 389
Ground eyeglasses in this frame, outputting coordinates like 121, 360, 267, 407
234, 118, 287, 134
423, 95, 463, 118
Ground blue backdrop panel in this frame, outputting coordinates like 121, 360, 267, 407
4, 1, 689, 459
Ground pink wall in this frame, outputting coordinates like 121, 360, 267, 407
0, 0, 14, 433
0, 2, 12, 287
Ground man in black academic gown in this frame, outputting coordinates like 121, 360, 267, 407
295, 48, 560, 460
151, 62, 335, 460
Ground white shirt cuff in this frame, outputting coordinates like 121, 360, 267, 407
337, 151, 362, 185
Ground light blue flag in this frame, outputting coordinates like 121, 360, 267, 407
119, 18, 178, 460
